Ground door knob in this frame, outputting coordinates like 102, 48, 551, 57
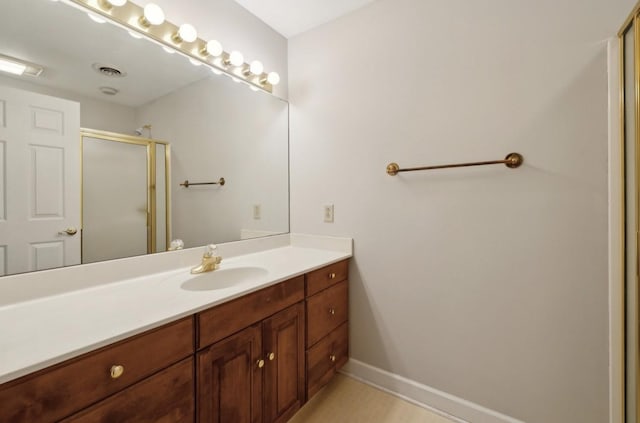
257, 359, 265, 369
268, 352, 275, 361
59, 227, 78, 236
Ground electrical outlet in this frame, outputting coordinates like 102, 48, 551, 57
324, 204, 334, 223
253, 204, 261, 220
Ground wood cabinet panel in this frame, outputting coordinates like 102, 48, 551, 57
61, 357, 194, 423
306, 322, 348, 399
198, 276, 304, 349
0, 317, 193, 423
305, 260, 348, 297
306, 281, 348, 348
263, 303, 305, 423
197, 324, 263, 423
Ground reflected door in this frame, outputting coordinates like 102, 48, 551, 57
0, 86, 81, 276
82, 136, 149, 263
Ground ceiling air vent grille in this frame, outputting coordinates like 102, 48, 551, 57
92, 63, 127, 78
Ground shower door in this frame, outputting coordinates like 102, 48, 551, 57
81, 130, 169, 264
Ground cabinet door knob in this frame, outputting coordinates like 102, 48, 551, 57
329, 354, 336, 363
257, 359, 265, 369
110, 365, 125, 379
328, 272, 336, 279
268, 352, 275, 361
329, 308, 336, 316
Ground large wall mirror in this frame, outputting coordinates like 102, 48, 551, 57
0, 0, 289, 277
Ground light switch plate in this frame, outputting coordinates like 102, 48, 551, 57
324, 204, 334, 223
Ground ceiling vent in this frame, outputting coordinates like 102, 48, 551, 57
92, 63, 126, 78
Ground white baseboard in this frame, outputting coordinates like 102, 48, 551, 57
340, 359, 526, 423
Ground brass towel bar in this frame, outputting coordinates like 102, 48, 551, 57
386, 153, 523, 176
180, 178, 226, 188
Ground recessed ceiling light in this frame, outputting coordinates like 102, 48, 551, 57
99, 86, 119, 96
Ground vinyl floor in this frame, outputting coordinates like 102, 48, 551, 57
289, 374, 457, 423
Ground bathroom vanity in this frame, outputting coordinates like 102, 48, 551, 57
0, 236, 351, 423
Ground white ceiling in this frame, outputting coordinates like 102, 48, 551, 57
231, 0, 377, 38
2, 0, 212, 107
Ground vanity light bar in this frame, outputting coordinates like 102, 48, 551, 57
62, 0, 278, 94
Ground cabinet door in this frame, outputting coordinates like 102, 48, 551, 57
263, 303, 305, 423
197, 324, 263, 423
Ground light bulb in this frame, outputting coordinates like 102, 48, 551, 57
267, 72, 280, 85
142, 3, 165, 26
249, 60, 264, 75
107, 0, 127, 6
88, 13, 107, 24
178, 24, 198, 43
206, 40, 223, 57
229, 51, 244, 67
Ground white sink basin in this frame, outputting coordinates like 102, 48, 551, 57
180, 266, 268, 291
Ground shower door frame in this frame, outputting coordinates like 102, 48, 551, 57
80, 128, 171, 259
620, 5, 640, 422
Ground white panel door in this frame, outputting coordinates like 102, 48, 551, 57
0, 86, 80, 276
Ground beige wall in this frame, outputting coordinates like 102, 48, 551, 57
0, 75, 136, 134
289, 0, 634, 422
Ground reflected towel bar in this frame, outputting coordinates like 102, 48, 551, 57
386, 153, 523, 176
180, 178, 226, 188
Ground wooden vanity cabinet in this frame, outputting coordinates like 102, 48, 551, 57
196, 277, 306, 423
61, 357, 194, 423
305, 260, 349, 400
0, 260, 349, 423
0, 317, 194, 423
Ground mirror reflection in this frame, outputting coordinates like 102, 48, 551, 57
0, 0, 289, 276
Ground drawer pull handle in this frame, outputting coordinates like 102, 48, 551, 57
110, 365, 125, 379
257, 359, 265, 369
268, 352, 276, 361
329, 308, 336, 315
329, 354, 337, 363
328, 272, 336, 279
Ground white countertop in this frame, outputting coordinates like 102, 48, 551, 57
0, 235, 352, 384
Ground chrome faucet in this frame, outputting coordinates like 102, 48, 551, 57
191, 244, 222, 274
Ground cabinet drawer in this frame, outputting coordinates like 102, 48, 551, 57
61, 357, 194, 422
306, 322, 348, 399
198, 276, 304, 349
306, 280, 348, 348
0, 317, 193, 423
306, 260, 348, 297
